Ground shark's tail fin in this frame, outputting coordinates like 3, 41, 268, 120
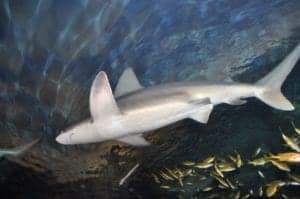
254, 44, 300, 111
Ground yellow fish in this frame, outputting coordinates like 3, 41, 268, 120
234, 191, 241, 199
160, 185, 171, 189
248, 156, 270, 166
288, 173, 300, 183
212, 175, 229, 188
182, 161, 195, 166
281, 133, 300, 152
235, 151, 243, 168
218, 162, 236, 172
265, 180, 286, 197
270, 159, 291, 172
194, 162, 213, 169
291, 121, 300, 136
226, 178, 237, 190
214, 163, 224, 178
271, 152, 300, 163
151, 173, 161, 184
258, 186, 263, 197
202, 186, 214, 192
203, 156, 215, 164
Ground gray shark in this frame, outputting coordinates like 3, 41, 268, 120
0, 138, 40, 158
56, 44, 300, 146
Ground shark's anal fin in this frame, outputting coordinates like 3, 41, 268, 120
227, 98, 247, 105
114, 68, 144, 97
117, 134, 150, 146
90, 71, 121, 120
189, 104, 214, 124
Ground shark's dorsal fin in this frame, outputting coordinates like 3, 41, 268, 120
117, 134, 150, 146
114, 68, 144, 97
90, 71, 121, 120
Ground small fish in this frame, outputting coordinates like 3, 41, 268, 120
234, 191, 241, 199
159, 171, 174, 181
258, 186, 263, 197
214, 163, 224, 178
257, 170, 265, 178
182, 161, 195, 166
119, 164, 140, 186
248, 156, 270, 166
286, 181, 300, 186
202, 186, 214, 192
271, 152, 300, 163
265, 180, 286, 197
241, 194, 250, 199
291, 121, 300, 136
151, 173, 161, 184
203, 156, 215, 164
229, 155, 237, 163
235, 152, 243, 168
218, 162, 236, 172
270, 160, 291, 172
178, 177, 183, 187
281, 133, 300, 152
249, 189, 254, 195
253, 147, 262, 157
281, 194, 288, 199
183, 168, 195, 177
194, 162, 213, 169
0, 138, 40, 158
160, 185, 171, 189
226, 178, 237, 190
164, 167, 178, 179
218, 184, 227, 189
288, 173, 300, 183
212, 175, 229, 188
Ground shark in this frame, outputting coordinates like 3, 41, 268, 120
0, 138, 40, 158
56, 44, 300, 146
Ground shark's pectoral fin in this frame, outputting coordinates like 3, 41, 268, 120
189, 104, 214, 123
227, 98, 247, 105
114, 68, 144, 97
117, 134, 151, 146
90, 71, 121, 120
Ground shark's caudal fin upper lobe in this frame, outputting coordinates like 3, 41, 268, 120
255, 44, 300, 111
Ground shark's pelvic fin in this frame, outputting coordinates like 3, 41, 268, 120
90, 71, 121, 120
115, 68, 144, 97
189, 104, 214, 123
117, 134, 150, 146
255, 44, 300, 111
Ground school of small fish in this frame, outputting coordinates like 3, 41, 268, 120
150, 122, 300, 198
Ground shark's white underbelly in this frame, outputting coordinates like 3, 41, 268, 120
116, 103, 194, 136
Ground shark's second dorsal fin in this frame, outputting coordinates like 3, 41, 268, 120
90, 71, 121, 120
114, 68, 144, 97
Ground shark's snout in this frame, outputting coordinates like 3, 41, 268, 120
55, 132, 71, 145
